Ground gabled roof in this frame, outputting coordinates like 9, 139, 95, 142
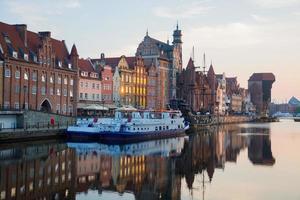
186, 57, 194, 69
70, 44, 78, 56
0, 21, 72, 68
78, 58, 94, 72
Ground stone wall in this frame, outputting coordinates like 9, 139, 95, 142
22, 110, 75, 128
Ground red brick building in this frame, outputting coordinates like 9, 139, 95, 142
0, 22, 78, 115
177, 58, 216, 113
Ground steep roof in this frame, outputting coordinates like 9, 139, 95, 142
78, 58, 94, 72
70, 44, 78, 56
186, 57, 194, 69
0, 21, 71, 67
145, 35, 173, 52
248, 73, 275, 82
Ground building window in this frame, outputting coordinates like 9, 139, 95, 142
3, 101, 9, 109
24, 53, 29, 61
57, 88, 61, 96
70, 79, 74, 86
70, 90, 73, 97
32, 86, 37, 95
0, 191, 6, 200
63, 104, 67, 113
11, 188, 16, 197
41, 87, 46, 95
15, 85, 20, 93
63, 89, 67, 96
80, 82, 83, 87
96, 94, 100, 99
50, 88, 53, 95
12, 51, 18, 58
57, 76, 61, 84
56, 104, 60, 113
80, 93, 83, 99
32, 71, 37, 81
69, 105, 73, 113
24, 72, 29, 80
85, 93, 88, 99
15, 70, 20, 79
92, 94, 95, 99
92, 83, 95, 89
85, 82, 88, 88
15, 102, 20, 110
4, 68, 11, 77
50, 76, 54, 83
41, 74, 46, 82
96, 84, 100, 89
64, 77, 68, 85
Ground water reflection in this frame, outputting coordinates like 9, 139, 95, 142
0, 124, 276, 200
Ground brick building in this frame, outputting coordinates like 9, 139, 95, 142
248, 73, 275, 115
0, 22, 78, 115
136, 25, 182, 109
177, 58, 216, 113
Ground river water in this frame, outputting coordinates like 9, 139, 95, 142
0, 119, 299, 200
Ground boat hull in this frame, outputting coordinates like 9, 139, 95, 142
66, 129, 186, 144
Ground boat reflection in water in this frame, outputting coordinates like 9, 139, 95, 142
0, 124, 276, 200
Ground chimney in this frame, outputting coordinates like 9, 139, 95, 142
38, 31, 51, 38
15, 24, 27, 47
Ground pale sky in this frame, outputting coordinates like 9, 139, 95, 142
1, 0, 299, 102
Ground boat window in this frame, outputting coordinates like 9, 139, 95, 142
138, 128, 139, 130
171, 121, 173, 124
166, 126, 169, 130
128, 128, 130, 131
155, 127, 158, 131
141, 128, 143, 130
159, 126, 162, 130
133, 128, 135, 130
178, 125, 180, 128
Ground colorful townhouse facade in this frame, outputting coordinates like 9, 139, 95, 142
0, 22, 78, 116
92, 55, 147, 109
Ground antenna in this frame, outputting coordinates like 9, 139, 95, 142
192, 46, 195, 61
203, 53, 207, 75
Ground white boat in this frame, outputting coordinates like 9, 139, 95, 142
67, 110, 189, 143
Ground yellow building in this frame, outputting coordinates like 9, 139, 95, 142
94, 55, 148, 108
132, 56, 147, 109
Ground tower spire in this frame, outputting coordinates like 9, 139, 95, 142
146, 28, 148, 36
176, 20, 179, 30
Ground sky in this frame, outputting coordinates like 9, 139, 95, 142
0, 0, 299, 102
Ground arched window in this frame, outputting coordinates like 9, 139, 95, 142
24, 72, 29, 80
15, 70, 20, 79
41, 74, 46, 82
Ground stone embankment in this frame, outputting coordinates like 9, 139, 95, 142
0, 110, 75, 142
187, 114, 252, 127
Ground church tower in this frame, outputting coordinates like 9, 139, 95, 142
172, 22, 182, 72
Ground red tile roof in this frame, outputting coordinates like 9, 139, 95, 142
248, 73, 275, 82
78, 58, 94, 72
0, 21, 72, 68
0, 22, 28, 55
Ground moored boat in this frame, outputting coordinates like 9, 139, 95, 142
294, 118, 300, 122
67, 110, 189, 143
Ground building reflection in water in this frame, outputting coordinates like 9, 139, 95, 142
0, 141, 76, 200
0, 125, 275, 200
